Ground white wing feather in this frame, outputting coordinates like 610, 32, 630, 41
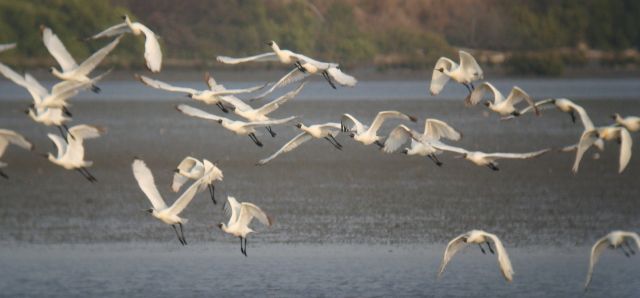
430, 57, 455, 95
257, 132, 312, 165
41, 27, 78, 72
216, 53, 279, 64
132, 159, 168, 210
585, 236, 609, 289
438, 233, 468, 278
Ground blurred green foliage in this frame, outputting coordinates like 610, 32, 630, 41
0, 0, 638, 74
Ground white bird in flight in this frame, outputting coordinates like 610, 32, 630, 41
218, 81, 307, 137
611, 113, 640, 132
0, 42, 16, 53
466, 82, 538, 117
0, 129, 34, 179
0, 62, 102, 116
172, 156, 223, 205
382, 119, 462, 166
175, 104, 296, 147
341, 111, 417, 148
430, 50, 483, 97
432, 142, 550, 171
584, 230, 640, 290
218, 196, 273, 256
135, 73, 266, 113
257, 122, 342, 165
218, 41, 356, 99
572, 125, 632, 173
45, 124, 106, 182
438, 230, 514, 282
132, 159, 206, 245
87, 15, 162, 72
41, 26, 120, 93
503, 98, 586, 123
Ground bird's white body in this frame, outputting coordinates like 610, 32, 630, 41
27, 107, 70, 127
433, 142, 550, 170
220, 196, 272, 238
572, 125, 632, 173
613, 113, 640, 132
430, 51, 483, 95
584, 230, 640, 290
46, 125, 105, 170
172, 157, 223, 194
220, 81, 306, 122
342, 111, 417, 146
383, 119, 462, 155
438, 229, 514, 282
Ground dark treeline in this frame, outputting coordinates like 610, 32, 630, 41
0, 0, 638, 74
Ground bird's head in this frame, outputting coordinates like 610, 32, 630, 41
186, 94, 193, 98
436, 67, 445, 73
610, 113, 620, 120
144, 208, 153, 214
454, 153, 468, 159
217, 119, 223, 124
349, 133, 355, 138
48, 67, 56, 73
121, 15, 129, 21
217, 223, 224, 230
483, 101, 491, 107
401, 148, 409, 155
173, 168, 180, 173
295, 123, 303, 129
266, 41, 274, 46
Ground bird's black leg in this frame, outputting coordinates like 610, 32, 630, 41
478, 243, 486, 254
428, 154, 443, 167
265, 126, 276, 137
322, 71, 337, 89
239, 237, 244, 255
569, 111, 576, 123
249, 133, 263, 147
470, 82, 475, 90
76, 168, 93, 182
216, 102, 230, 113
244, 237, 248, 257
91, 84, 101, 93
208, 184, 217, 205
62, 124, 75, 140
172, 225, 185, 245
295, 61, 307, 73
0, 169, 8, 179
57, 126, 68, 140
80, 167, 97, 182
624, 240, 636, 255
62, 106, 73, 117
374, 140, 385, 148
329, 134, 342, 148
487, 163, 499, 171
324, 137, 342, 150
486, 241, 495, 254
179, 223, 187, 245
463, 83, 472, 93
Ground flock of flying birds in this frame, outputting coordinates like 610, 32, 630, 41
0, 15, 638, 290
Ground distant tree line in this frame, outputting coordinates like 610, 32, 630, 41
0, 0, 638, 75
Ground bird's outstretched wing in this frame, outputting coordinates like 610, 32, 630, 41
138, 25, 162, 72
257, 132, 312, 165
225, 196, 242, 226
326, 67, 357, 87
382, 125, 420, 153
132, 159, 168, 210
431, 142, 469, 155
368, 111, 417, 135
75, 36, 122, 76
41, 26, 78, 72
341, 113, 366, 133
242, 116, 297, 129
136, 74, 198, 94
0, 43, 16, 53
87, 22, 131, 39
438, 233, 468, 278
485, 232, 514, 282
585, 236, 609, 290
176, 104, 230, 123
68, 125, 106, 141
506, 86, 538, 115
0, 129, 33, 157
171, 157, 204, 192
252, 68, 309, 101
458, 50, 483, 80
485, 149, 550, 160
46, 134, 67, 160
216, 53, 279, 64
467, 82, 503, 106
618, 128, 632, 173
256, 81, 306, 115
238, 202, 272, 228
572, 130, 599, 173
166, 174, 206, 216
430, 57, 456, 95
424, 119, 462, 141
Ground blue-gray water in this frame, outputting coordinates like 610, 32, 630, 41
0, 77, 639, 297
